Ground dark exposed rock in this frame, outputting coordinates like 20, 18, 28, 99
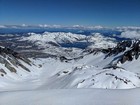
0, 56, 16, 73
5, 62, 17, 73
105, 40, 140, 63
105, 40, 132, 57
74, 56, 83, 61
119, 40, 140, 63
120, 51, 133, 63
0, 69, 7, 74
1, 74, 4, 76
103, 65, 125, 70
106, 73, 132, 85
63, 71, 69, 74
102, 40, 140, 69
7, 55, 19, 67
0, 46, 31, 65
0, 46, 32, 73
18, 63, 30, 72
60, 56, 68, 62
0, 56, 6, 64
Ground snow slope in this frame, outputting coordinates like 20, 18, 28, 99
0, 88, 140, 105
35, 51, 140, 89
1, 34, 140, 90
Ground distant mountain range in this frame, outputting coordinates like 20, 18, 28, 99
0, 30, 140, 91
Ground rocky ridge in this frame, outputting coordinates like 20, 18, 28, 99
0, 46, 33, 77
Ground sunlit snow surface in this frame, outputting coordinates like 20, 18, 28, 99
1, 89, 140, 105
0, 28, 140, 105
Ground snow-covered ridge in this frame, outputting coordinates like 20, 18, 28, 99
21, 32, 85, 44
1, 33, 140, 90
20, 32, 116, 49
87, 33, 116, 49
0, 46, 41, 82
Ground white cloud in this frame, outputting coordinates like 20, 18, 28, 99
52, 24, 62, 28
0, 24, 107, 30
39, 24, 51, 28
87, 25, 104, 30
22, 24, 28, 27
0, 25, 7, 28
120, 30, 140, 39
116, 26, 140, 31
72, 25, 84, 28
93, 25, 103, 29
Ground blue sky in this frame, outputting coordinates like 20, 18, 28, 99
0, 0, 140, 27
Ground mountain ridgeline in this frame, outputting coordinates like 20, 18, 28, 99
0, 31, 140, 89
0, 39, 140, 76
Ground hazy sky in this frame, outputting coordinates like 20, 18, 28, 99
0, 0, 140, 27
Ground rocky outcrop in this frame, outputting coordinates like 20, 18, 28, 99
0, 46, 32, 74
102, 40, 140, 69
104, 40, 132, 57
